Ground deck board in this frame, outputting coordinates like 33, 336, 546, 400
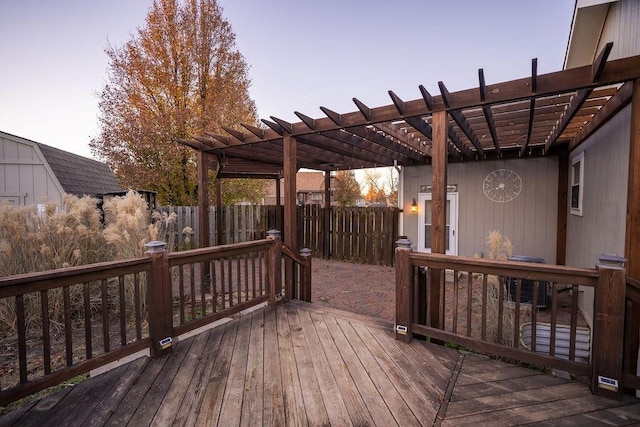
174, 321, 225, 426
261, 305, 285, 426
275, 304, 308, 425
2, 300, 639, 426
240, 307, 264, 427
195, 318, 238, 425
284, 305, 330, 425
307, 310, 375, 426
296, 308, 352, 426
218, 313, 252, 426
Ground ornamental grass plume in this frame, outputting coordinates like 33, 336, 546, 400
487, 230, 513, 261
103, 190, 150, 260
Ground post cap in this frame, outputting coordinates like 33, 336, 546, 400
266, 229, 281, 238
145, 240, 167, 253
300, 248, 312, 256
596, 253, 627, 269
396, 238, 412, 249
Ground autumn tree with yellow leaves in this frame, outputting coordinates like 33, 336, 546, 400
91, 0, 265, 205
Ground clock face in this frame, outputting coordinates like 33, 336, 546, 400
483, 169, 522, 202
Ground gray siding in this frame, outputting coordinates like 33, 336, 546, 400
566, 105, 631, 326
0, 133, 64, 205
597, 0, 640, 59
565, 0, 639, 327
402, 157, 558, 262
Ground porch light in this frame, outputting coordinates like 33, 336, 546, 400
410, 198, 418, 213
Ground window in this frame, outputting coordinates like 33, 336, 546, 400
571, 152, 584, 216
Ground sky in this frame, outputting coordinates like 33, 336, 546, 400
0, 0, 575, 159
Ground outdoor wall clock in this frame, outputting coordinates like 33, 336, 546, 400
483, 169, 522, 202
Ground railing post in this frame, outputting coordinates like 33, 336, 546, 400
267, 230, 283, 305
300, 248, 312, 302
592, 254, 627, 400
395, 239, 413, 343
145, 241, 174, 358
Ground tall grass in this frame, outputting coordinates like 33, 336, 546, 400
0, 191, 190, 337
0, 195, 110, 276
0, 196, 112, 336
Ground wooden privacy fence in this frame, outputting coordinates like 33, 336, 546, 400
298, 205, 399, 266
395, 246, 640, 400
159, 205, 400, 266
0, 235, 311, 407
157, 205, 281, 248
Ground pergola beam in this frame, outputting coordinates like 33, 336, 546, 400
241, 123, 266, 139
446, 124, 474, 159
570, 81, 634, 151
520, 58, 538, 156
271, 116, 294, 134
353, 97, 372, 121
478, 68, 501, 154
294, 111, 317, 130
222, 126, 247, 142
543, 88, 591, 152
349, 125, 429, 161
319, 130, 409, 165
544, 44, 613, 152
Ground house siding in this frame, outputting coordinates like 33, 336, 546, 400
0, 133, 64, 205
402, 157, 558, 262
563, 0, 640, 327
597, 0, 640, 60
566, 104, 631, 327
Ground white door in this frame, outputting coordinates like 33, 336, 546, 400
417, 192, 458, 255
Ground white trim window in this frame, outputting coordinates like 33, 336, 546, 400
571, 152, 585, 216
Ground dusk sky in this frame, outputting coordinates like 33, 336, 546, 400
0, 0, 575, 159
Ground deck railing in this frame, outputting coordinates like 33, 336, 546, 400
0, 233, 310, 407
0, 258, 152, 406
395, 246, 631, 400
167, 239, 275, 337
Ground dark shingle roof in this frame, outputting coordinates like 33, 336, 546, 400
37, 143, 123, 197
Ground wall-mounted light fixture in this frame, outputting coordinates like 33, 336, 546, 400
410, 198, 418, 213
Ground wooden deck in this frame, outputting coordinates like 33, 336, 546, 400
2, 301, 639, 426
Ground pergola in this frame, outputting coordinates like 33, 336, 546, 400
179, 44, 640, 278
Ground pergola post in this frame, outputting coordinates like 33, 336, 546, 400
215, 175, 223, 245
429, 110, 448, 330
283, 135, 298, 300
323, 171, 331, 259
624, 78, 640, 378
197, 151, 211, 291
197, 151, 210, 248
556, 151, 568, 265
626, 78, 640, 279
275, 173, 282, 232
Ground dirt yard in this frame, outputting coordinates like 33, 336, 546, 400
311, 258, 396, 321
